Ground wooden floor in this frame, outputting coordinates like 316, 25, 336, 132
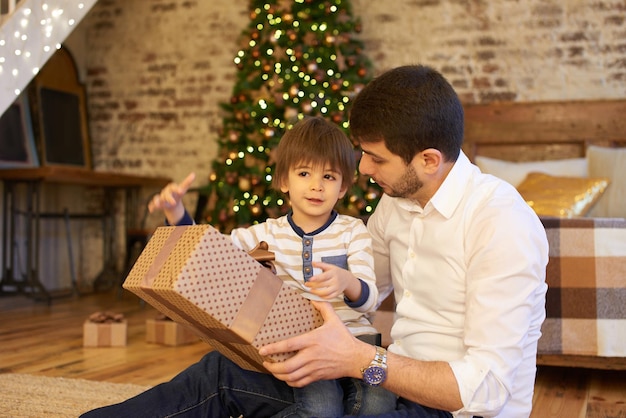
1, 289, 625, 417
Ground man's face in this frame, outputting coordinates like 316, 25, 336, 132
358, 141, 423, 199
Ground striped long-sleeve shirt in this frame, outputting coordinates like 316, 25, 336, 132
230, 211, 379, 337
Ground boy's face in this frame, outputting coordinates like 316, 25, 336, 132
281, 162, 347, 226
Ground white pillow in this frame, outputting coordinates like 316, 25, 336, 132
475, 155, 588, 187
586, 145, 626, 218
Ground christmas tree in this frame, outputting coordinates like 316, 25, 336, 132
203, 0, 381, 232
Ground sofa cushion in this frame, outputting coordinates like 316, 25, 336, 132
517, 172, 609, 218
475, 155, 588, 188
587, 146, 626, 218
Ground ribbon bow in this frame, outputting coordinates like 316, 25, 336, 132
88, 311, 125, 323
248, 241, 276, 273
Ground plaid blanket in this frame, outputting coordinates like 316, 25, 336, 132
539, 217, 626, 357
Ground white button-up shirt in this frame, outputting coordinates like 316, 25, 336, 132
368, 151, 548, 417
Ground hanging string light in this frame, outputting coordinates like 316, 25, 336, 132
0, 0, 98, 115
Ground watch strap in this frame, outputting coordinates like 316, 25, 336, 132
361, 346, 388, 386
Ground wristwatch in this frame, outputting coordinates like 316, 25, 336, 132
361, 346, 388, 386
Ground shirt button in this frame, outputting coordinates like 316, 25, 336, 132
404, 290, 411, 298
305, 267, 311, 273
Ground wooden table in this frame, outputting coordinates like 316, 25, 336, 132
0, 166, 171, 301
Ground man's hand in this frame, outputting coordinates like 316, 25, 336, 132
258, 300, 375, 387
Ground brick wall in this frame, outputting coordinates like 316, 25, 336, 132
79, 0, 248, 182
41, 0, 625, 289
76, 0, 626, 183
353, 0, 626, 103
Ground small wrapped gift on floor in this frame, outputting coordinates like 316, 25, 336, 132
123, 224, 323, 373
83, 311, 127, 347
146, 314, 199, 346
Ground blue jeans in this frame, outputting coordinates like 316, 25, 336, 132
353, 398, 454, 417
79, 351, 452, 418
272, 378, 398, 417
80, 351, 294, 418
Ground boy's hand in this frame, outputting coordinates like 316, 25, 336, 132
305, 261, 360, 301
148, 172, 195, 224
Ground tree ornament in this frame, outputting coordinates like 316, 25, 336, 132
274, 93, 285, 107
239, 177, 251, 191
251, 203, 262, 216
218, 209, 229, 223
264, 127, 275, 138
225, 172, 238, 185
284, 107, 298, 120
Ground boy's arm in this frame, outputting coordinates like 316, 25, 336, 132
344, 219, 378, 312
148, 172, 195, 225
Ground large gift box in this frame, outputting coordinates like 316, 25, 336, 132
123, 225, 323, 373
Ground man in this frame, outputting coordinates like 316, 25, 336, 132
261, 65, 548, 417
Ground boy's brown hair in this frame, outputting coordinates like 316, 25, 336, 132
272, 116, 356, 191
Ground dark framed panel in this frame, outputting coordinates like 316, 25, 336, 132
0, 93, 39, 168
32, 46, 92, 169
38, 87, 89, 167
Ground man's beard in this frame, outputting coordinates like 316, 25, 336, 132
385, 164, 423, 198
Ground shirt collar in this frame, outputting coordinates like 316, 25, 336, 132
395, 151, 474, 218
428, 151, 473, 219
287, 210, 338, 237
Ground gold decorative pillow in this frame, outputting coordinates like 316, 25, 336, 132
517, 172, 610, 218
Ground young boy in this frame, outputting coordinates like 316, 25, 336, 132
148, 116, 397, 417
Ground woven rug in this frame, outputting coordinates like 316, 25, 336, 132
0, 373, 151, 417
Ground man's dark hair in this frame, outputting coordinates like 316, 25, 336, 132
349, 65, 464, 164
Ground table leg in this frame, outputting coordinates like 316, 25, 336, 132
1, 182, 19, 294
93, 187, 125, 292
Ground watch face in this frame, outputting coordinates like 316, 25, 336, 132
363, 365, 387, 386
